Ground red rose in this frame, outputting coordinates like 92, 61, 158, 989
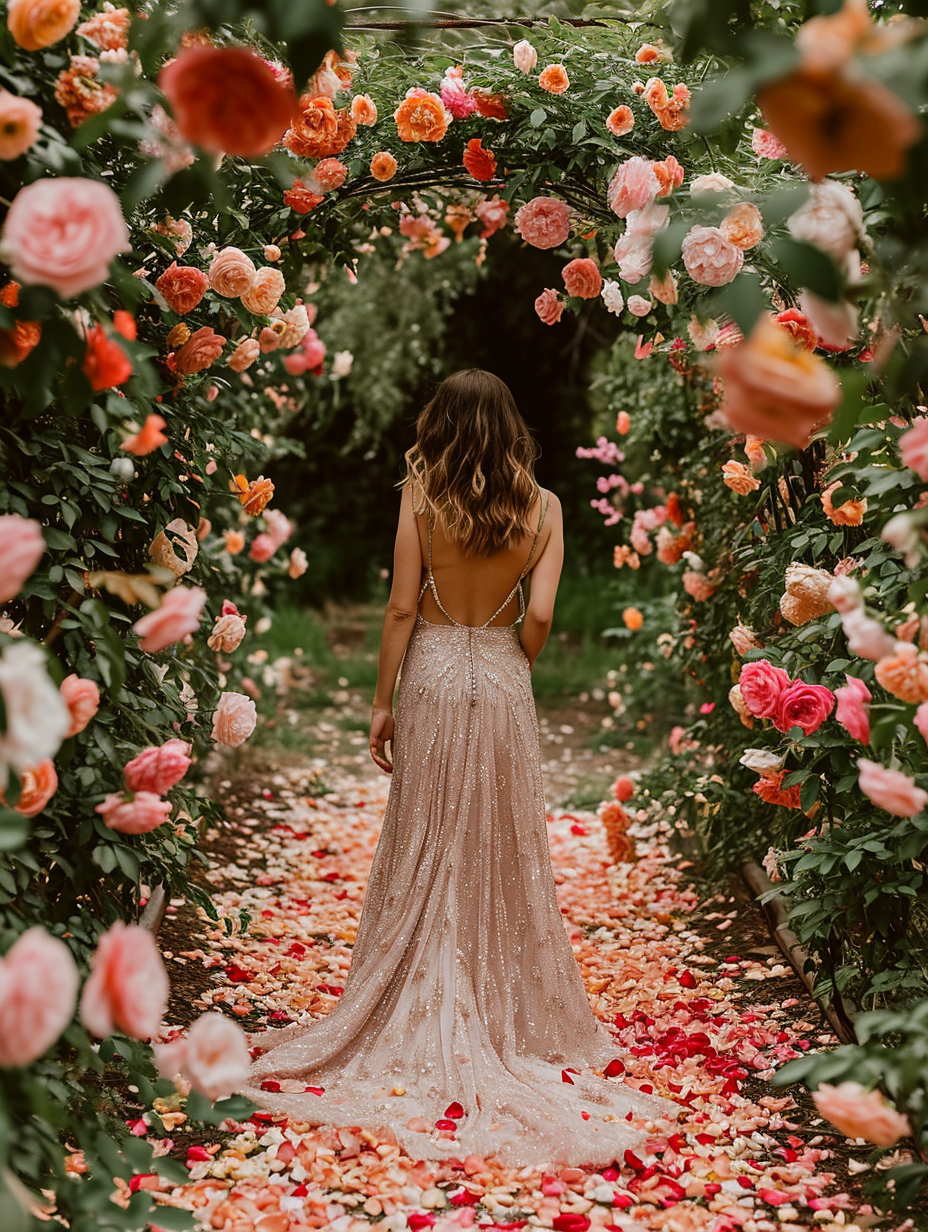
738, 659, 791, 718
82, 325, 131, 391
159, 45, 296, 158
155, 262, 209, 314
462, 137, 497, 182
774, 680, 835, 735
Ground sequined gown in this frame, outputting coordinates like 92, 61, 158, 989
243, 491, 679, 1166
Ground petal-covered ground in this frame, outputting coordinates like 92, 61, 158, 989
148, 741, 916, 1232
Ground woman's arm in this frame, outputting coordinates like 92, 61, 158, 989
370, 483, 423, 773
519, 492, 564, 670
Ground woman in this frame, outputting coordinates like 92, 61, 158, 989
244, 370, 678, 1166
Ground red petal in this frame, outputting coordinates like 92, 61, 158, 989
444, 1101, 465, 1119
604, 1058, 625, 1078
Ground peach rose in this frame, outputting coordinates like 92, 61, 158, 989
168, 325, 225, 375
834, 673, 871, 743
821, 481, 866, 526
0, 177, 130, 300
80, 922, 169, 1040
155, 262, 209, 315
562, 258, 602, 300
208, 612, 246, 653
649, 270, 677, 305
513, 39, 537, 73
780, 563, 835, 626
627, 294, 652, 317
394, 91, 448, 143
223, 530, 245, 556
0, 927, 79, 1066
10, 758, 57, 816
774, 679, 835, 735
76, 5, 130, 51
606, 105, 635, 138
95, 790, 172, 835
607, 156, 660, 218
721, 460, 760, 495
208, 247, 256, 298
240, 266, 286, 315
370, 151, 398, 182
234, 473, 274, 516
900, 418, 928, 481
122, 413, 167, 456
289, 547, 308, 579
721, 202, 763, 249
538, 64, 569, 94
715, 316, 841, 449
0, 90, 42, 160
682, 570, 716, 601
739, 659, 791, 718
874, 641, 928, 704
285, 94, 355, 158
0, 514, 45, 604
729, 625, 761, 656
534, 288, 563, 326
212, 691, 257, 747
123, 739, 191, 794
858, 759, 928, 818
350, 93, 377, 126
149, 518, 198, 577
642, 77, 690, 130
7, 0, 80, 50
60, 674, 100, 737
277, 304, 310, 348
159, 45, 296, 158
787, 179, 863, 261
515, 196, 571, 249
812, 1081, 912, 1147
132, 585, 207, 653
682, 225, 744, 287
228, 338, 260, 373
157, 1011, 250, 1101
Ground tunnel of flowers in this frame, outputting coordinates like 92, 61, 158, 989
2, 0, 928, 1229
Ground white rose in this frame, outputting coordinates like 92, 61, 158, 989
740, 748, 786, 774
331, 350, 354, 379
787, 179, 864, 261
828, 575, 863, 615
689, 172, 735, 194
601, 279, 625, 316
0, 641, 71, 787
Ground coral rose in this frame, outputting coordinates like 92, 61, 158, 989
642, 77, 690, 130
812, 1081, 912, 1147
475, 196, 509, 239
858, 760, 928, 818
7, 0, 80, 50
473, 90, 508, 120
515, 196, 571, 249
82, 325, 131, 391
682, 570, 716, 601
155, 262, 209, 314
715, 315, 841, 449
538, 65, 569, 94
874, 641, 928, 704
208, 247, 256, 298
370, 151, 398, 182
752, 770, 802, 809
0, 90, 42, 160
350, 93, 377, 126
80, 922, 169, 1040
249, 532, 276, 562
681, 225, 744, 287
157, 1011, 250, 1101
123, 739, 191, 794
821, 481, 866, 526
60, 674, 100, 737
722, 461, 760, 495
534, 288, 563, 326
394, 91, 448, 143
240, 266, 286, 315
774, 307, 817, 352
12, 759, 57, 816
606, 105, 634, 138
208, 612, 246, 653
0, 927, 79, 1067
159, 46, 296, 158
76, 5, 130, 51
234, 473, 274, 516
0, 514, 45, 604
752, 127, 788, 159
462, 138, 496, 182
0, 177, 130, 300
900, 418, 928, 480
313, 157, 348, 192
95, 790, 172, 835
835, 673, 871, 743
132, 585, 207, 653
607, 156, 660, 218
513, 39, 537, 73
739, 659, 791, 719
562, 258, 602, 300
283, 180, 324, 213
289, 546, 308, 579
774, 680, 835, 735
54, 55, 117, 129
168, 325, 225, 375
721, 203, 763, 249
122, 413, 168, 456
212, 691, 257, 747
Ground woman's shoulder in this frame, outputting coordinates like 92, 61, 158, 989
540, 487, 562, 519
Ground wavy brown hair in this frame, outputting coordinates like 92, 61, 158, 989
402, 369, 541, 557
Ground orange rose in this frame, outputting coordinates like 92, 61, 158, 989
370, 151, 398, 182
874, 642, 928, 704
642, 77, 690, 131
722, 460, 761, 495
155, 262, 209, 314
394, 91, 448, 143
606, 105, 635, 138
285, 95, 356, 159
233, 474, 275, 517
473, 90, 508, 120
0, 285, 40, 367
7, 0, 80, 50
283, 180, 324, 213
821, 480, 867, 526
9, 759, 58, 816
223, 530, 246, 555
622, 607, 644, 631
462, 138, 497, 182
752, 770, 802, 809
121, 413, 168, 456
350, 93, 377, 126
635, 44, 661, 64
538, 65, 569, 95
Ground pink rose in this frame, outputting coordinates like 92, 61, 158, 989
132, 586, 207, 654
562, 258, 602, 300
0, 514, 45, 603
440, 76, 477, 119
289, 546, 308, 579
207, 612, 246, 652
95, 790, 172, 835
249, 532, 277, 562
155, 1011, 250, 1101
0, 177, 130, 300
0, 89, 42, 160
834, 674, 871, 743
80, 922, 169, 1040
900, 418, 928, 481
842, 609, 897, 662
59, 673, 100, 737
0, 927, 79, 1067
212, 691, 257, 747
739, 659, 791, 718
752, 127, 788, 159
534, 288, 563, 326
681, 225, 744, 287
474, 196, 509, 239
607, 156, 660, 219
774, 680, 835, 735
264, 509, 293, 548
812, 1081, 912, 1148
123, 739, 192, 794
859, 758, 928, 817
514, 197, 571, 249
283, 327, 326, 376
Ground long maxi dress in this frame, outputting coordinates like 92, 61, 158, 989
242, 489, 680, 1167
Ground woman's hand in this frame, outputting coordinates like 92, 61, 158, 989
370, 707, 395, 774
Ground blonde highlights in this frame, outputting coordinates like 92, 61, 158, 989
402, 369, 541, 557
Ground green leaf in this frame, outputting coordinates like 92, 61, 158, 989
529, 108, 547, 128
0, 809, 28, 851
771, 236, 844, 302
